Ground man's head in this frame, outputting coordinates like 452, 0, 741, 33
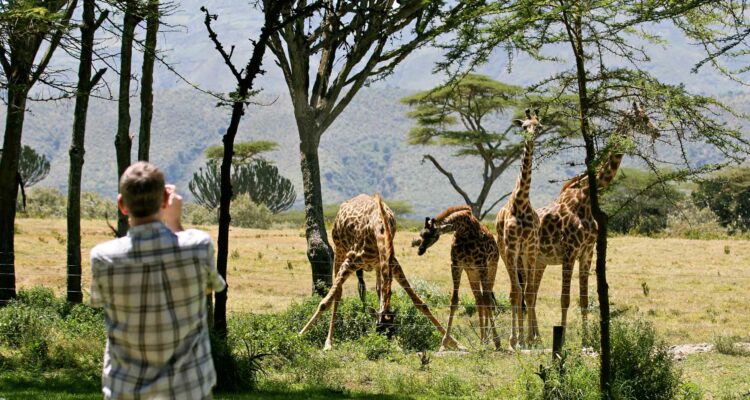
118, 162, 166, 218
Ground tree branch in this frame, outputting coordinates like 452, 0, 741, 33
422, 154, 473, 205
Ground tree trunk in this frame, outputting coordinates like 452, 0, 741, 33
214, 97, 245, 337
67, 0, 104, 304
567, 13, 612, 396
299, 138, 333, 296
138, 0, 158, 162
0, 84, 29, 305
115, 1, 139, 236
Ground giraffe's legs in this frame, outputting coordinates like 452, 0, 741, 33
503, 244, 522, 348
560, 255, 576, 328
529, 260, 547, 341
391, 260, 463, 350
523, 246, 540, 345
578, 247, 594, 327
466, 269, 485, 344
299, 259, 357, 350
480, 264, 501, 350
441, 264, 463, 352
356, 269, 366, 308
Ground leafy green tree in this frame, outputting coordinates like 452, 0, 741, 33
0, 0, 77, 303
402, 74, 575, 219
17, 145, 50, 189
444, 0, 748, 393
603, 168, 685, 235
692, 167, 750, 233
204, 140, 278, 165
266, 0, 483, 295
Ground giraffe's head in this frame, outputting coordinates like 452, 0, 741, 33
514, 108, 543, 137
622, 102, 659, 140
411, 217, 451, 256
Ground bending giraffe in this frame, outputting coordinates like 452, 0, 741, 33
413, 205, 501, 350
299, 194, 461, 350
530, 103, 659, 336
496, 108, 542, 348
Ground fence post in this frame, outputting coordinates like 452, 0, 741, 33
552, 325, 565, 360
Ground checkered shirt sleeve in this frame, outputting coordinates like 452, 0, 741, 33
90, 222, 226, 400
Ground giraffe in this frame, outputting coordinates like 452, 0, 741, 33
495, 108, 542, 348
528, 102, 659, 337
412, 205, 502, 351
300, 194, 461, 350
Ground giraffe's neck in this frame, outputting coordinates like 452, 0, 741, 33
509, 137, 534, 208
438, 209, 480, 237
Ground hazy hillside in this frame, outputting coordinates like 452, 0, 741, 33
9, 86, 748, 217
6, 0, 750, 216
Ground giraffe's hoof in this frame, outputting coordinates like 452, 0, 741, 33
323, 341, 333, 351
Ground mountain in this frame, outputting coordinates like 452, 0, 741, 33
10, 87, 749, 217
5, 1, 750, 216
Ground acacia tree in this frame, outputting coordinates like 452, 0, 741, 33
446, 0, 748, 394
402, 74, 575, 219
266, 0, 481, 295
67, 0, 108, 304
200, 0, 317, 336
0, 0, 77, 304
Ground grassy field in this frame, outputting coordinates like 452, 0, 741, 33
4, 217, 750, 399
12, 217, 750, 344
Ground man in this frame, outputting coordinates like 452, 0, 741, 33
90, 161, 226, 400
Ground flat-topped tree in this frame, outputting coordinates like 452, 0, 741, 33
265, 0, 483, 295
0, 0, 78, 304
402, 74, 574, 220
443, 0, 749, 394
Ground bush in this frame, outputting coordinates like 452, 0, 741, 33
183, 203, 218, 226
284, 296, 373, 347
610, 318, 682, 400
534, 350, 599, 400
231, 197, 273, 229
211, 333, 266, 392
80, 192, 118, 220
391, 290, 442, 351
357, 332, 395, 361
713, 335, 750, 357
664, 200, 728, 239
692, 167, 750, 233
602, 168, 684, 235
20, 187, 66, 219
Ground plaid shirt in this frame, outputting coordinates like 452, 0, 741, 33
90, 221, 226, 400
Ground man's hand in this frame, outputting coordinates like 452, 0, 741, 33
163, 184, 184, 232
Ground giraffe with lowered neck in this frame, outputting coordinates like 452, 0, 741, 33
496, 108, 542, 348
413, 205, 501, 350
529, 103, 658, 337
300, 194, 461, 350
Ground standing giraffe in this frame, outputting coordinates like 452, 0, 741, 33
300, 194, 461, 350
529, 103, 658, 336
413, 205, 501, 350
496, 108, 542, 348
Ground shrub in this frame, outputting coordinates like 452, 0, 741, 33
610, 318, 682, 400
664, 200, 728, 239
284, 296, 373, 347
692, 167, 750, 233
211, 333, 266, 392
231, 197, 273, 229
80, 192, 118, 220
20, 187, 66, 218
534, 350, 599, 400
183, 203, 218, 226
602, 168, 685, 235
713, 335, 750, 357
391, 290, 441, 351
357, 332, 395, 361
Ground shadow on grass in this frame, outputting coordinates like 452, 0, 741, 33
218, 387, 412, 399
0, 373, 411, 400
0, 371, 101, 400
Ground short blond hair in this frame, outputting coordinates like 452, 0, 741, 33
119, 162, 165, 218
